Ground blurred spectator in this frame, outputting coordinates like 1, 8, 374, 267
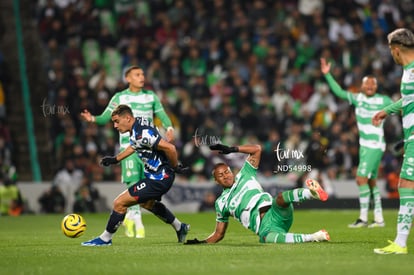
305, 129, 334, 197
38, 185, 65, 213
0, 80, 5, 119
0, 136, 12, 169
0, 179, 23, 216
33, 0, 407, 185
328, 16, 356, 42
198, 191, 217, 212
385, 171, 400, 199
305, 82, 338, 115
181, 47, 207, 85
73, 175, 100, 213
53, 158, 83, 212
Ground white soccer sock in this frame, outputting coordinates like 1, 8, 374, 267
171, 218, 181, 231
372, 186, 384, 223
100, 230, 113, 242
302, 189, 312, 200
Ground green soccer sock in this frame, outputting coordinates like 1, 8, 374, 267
265, 232, 312, 243
394, 188, 414, 248
371, 186, 384, 223
358, 184, 370, 222
281, 188, 312, 204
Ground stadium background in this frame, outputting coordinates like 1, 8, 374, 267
0, 0, 412, 213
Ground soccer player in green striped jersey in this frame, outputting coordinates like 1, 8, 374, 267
321, 58, 393, 228
184, 143, 330, 245
81, 66, 175, 239
372, 28, 414, 255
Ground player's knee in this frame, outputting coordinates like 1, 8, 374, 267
113, 197, 128, 213
140, 200, 155, 211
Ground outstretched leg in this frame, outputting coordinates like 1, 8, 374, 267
261, 179, 330, 243
81, 190, 136, 246
279, 179, 328, 206
264, 230, 330, 243
142, 200, 190, 243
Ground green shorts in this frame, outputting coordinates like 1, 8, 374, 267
356, 146, 384, 179
400, 140, 414, 181
258, 198, 293, 243
121, 152, 145, 188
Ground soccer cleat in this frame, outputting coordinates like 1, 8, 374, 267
368, 221, 385, 228
305, 179, 328, 201
348, 219, 368, 228
123, 218, 135, 238
81, 237, 112, 247
136, 227, 145, 238
176, 223, 190, 243
374, 240, 408, 255
312, 229, 330, 242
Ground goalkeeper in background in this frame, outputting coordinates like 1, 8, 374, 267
185, 143, 330, 245
81, 66, 175, 238
320, 58, 393, 228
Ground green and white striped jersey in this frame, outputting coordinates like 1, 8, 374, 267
401, 62, 414, 141
215, 161, 273, 234
325, 73, 393, 151
95, 89, 172, 148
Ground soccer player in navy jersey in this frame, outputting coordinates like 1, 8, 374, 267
82, 104, 189, 246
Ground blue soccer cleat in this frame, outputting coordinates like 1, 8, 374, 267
176, 223, 190, 243
81, 237, 112, 247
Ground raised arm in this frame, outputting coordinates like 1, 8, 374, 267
153, 94, 175, 142
209, 143, 262, 168
236, 144, 262, 169
320, 58, 351, 101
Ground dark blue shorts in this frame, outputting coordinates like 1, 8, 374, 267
127, 170, 175, 203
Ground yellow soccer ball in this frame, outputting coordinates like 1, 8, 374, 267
61, 213, 86, 238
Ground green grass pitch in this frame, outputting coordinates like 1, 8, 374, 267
0, 210, 413, 275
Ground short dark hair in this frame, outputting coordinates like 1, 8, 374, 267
111, 104, 133, 117
124, 65, 142, 77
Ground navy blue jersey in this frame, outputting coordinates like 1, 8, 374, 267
129, 117, 170, 180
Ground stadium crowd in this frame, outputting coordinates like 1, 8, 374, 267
32, 0, 412, 195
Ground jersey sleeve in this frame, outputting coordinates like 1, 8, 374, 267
215, 200, 229, 223
324, 73, 357, 105
242, 158, 258, 176
152, 92, 173, 129
384, 98, 402, 114
95, 94, 119, 125
384, 95, 394, 107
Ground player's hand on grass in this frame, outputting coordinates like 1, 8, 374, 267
184, 238, 207, 245
209, 144, 238, 154
100, 156, 118, 166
